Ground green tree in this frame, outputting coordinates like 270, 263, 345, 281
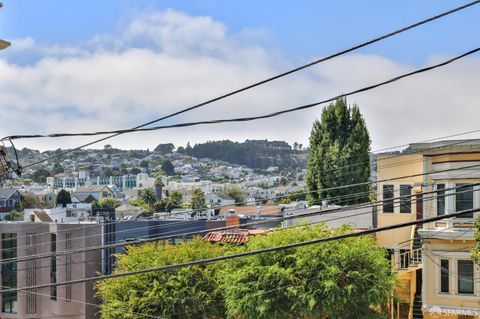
52, 162, 64, 174
154, 143, 175, 154
32, 168, 50, 184
139, 160, 149, 168
103, 167, 114, 177
97, 198, 121, 209
95, 239, 227, 319
472, 217, 480, 265
5, 210, 23, 221
190, 189, 205, 212
220, 225, 394, 319
140, 188, 156, 207
306, 98, 371, 205
161, 160, 175, 176
130, 167, 141, 175
170, 190, 183, 207
288, 189, 307, 202
128, 198, 151, 212
21, 192, 40, 209
154, 198, 176, 212
56, 189, 71, 207
96, 225, 394, 319
224, 188, 245, 204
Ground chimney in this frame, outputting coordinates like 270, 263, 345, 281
226, 209, 239, 227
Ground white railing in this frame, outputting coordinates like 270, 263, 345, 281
397, 248, 422, 270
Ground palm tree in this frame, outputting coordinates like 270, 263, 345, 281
140, 188, 156, 206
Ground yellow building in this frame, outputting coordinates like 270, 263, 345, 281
377, 140, 480, 319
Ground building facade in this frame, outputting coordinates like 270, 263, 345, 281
0, 222, 102, 319
377, 140, 480, 319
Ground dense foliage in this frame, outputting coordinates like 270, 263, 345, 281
154, 143, 175, 154
56, 189, 72, 207
161, 159, 175, 176
306, 98, 371, 205
224, 187, 245, 204
96, 225, 395, 319
472, 217, 480, 265
190, 189, 206, 212
186, 139, 307, 169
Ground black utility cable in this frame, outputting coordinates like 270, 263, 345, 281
6, 46, 480, 172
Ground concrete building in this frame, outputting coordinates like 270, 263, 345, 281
376, 140, 480, 319
0, 222, 102, 319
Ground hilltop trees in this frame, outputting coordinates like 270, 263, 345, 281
154, 143, 175, 155
32, 168, 50, 183
96, 225, 394, 319
306, 98, 371, 205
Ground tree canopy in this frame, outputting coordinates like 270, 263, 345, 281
32, 168, 50, 184
52, 162, 64, 174
190, 189, 205, 212
96, 225, 394, 319
140, 188, 156, 207
154, 143, 175, 154
306, 98, 371, 205
184, 139, 306, 169
93, 198, 121, 209
56, 189, 72, 207
224, 187, 245, 204
161, 160, 175, 176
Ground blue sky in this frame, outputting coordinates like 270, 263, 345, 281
1, 1, 480, 151
3, 0, 479, 64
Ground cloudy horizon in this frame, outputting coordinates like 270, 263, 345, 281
1, 2, 480, 152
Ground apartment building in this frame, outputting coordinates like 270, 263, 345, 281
0, 222, 102, 319
376, 140, 480, 319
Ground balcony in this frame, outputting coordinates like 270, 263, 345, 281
394, 248, 422, 272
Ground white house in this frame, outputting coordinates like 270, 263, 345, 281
205, 192, 236, 207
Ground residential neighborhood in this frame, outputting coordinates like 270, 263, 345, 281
1, 1, 479, 319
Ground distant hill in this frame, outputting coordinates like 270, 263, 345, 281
184, 140, 307, 169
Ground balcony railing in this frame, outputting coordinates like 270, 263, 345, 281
396, 248, 422, 270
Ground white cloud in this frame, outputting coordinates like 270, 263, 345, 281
1, 9, 479, 153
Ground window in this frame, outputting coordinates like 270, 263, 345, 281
456, 184, 473, 218
400, 185, 412, 213
50, 233, 57, 301
2, 233, 17, 313
383, 185, 394, 213
65, 233, 72, 302
437, 184, 446, 216
440, 259, 449, 293
458, 260, 474, 294
26, 233, 37, 315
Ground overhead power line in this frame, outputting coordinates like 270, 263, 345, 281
1, 0, 479, 175
5, 46, 479, 175
3, 173, 478, 265
3, 131, 479, 248
4, 0, 480, 142
2, 205, 478, 294
5, 48, 480, 142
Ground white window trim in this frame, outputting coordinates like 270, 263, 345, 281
432, 251, 480, 298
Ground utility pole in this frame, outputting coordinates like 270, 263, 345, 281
0, 2, 11, 50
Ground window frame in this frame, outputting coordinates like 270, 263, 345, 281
399, 185, 412, 214
457, 259, 474, 294
440, 259, 449, 293
455, 184, 474, 218
382, 184, 394, 213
